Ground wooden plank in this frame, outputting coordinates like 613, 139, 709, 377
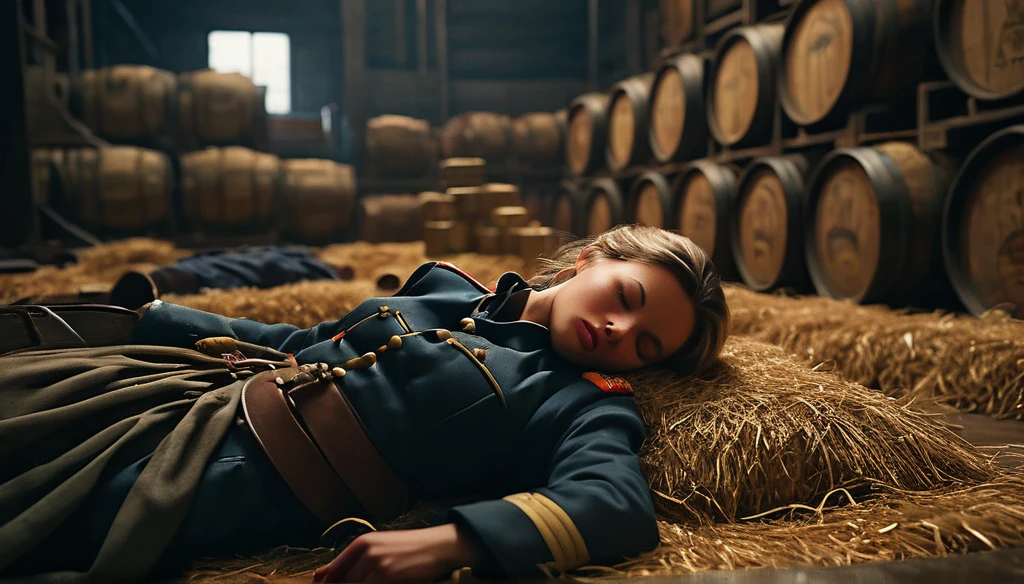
626, 0, 643, 75
341, 0, 367, 165
588, 0, 598, 89
2, 0, 38, 247
446, 22, 574, 46
65, 0, 80, 79
80, 0, 93, 69
435, 0, 448, 121
416, 0, 427, 74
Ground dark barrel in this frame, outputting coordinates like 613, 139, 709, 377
805, 141, 954, 306
780, 0, 932, 128
566, 92, 611, 177
606, 73, 656, 172
582, 178, 627, 236
439, 111, 513, 164
649, 53, 707, 163
732, 155, 812, 291
550, 180, 585, 238
671, 160, 740, 280
934, 0, 1024, 101
365, 115, 438, 176
708, 24, 785, 147
511, 112, 565, 168
943, 126, 1024, 319
627, 171, 675, 229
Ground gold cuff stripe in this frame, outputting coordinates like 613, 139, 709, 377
503, 492, 590, 571
530, 493, 590, 566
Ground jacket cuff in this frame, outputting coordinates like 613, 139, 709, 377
131, 300, 236, 348
449, 492, 589, 578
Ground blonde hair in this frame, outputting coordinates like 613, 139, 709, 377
529, 224, 730, 377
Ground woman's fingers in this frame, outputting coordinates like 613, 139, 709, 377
315, 536, 367, 583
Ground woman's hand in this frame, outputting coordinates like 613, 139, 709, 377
312, 523, 481, 583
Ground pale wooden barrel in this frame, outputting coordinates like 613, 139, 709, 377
732, 155, 812, 291
660, 0, 695, 47
178, 70, 268, 150
806, 141, 955, 306
365, 115, 438, 176
62, 146, 174, 234
439, 112, 513, 163
551, 180, 585, 238
627, 171, 674, 229
780, 0, 932, 127
672, 160, 740, 280
73, 65, 177, 147
606, 73, 656, 172
511, 112, 565, 167
281, 159, 357, 243
358, 194, 424, 243
649, 53, 707, 163
709, 24, 785, 147
180, 146, 283, 233
934, 0, 1024, 100
566, 93, 610, 177
582, 178, 626, 236
943, 126, 1024, 318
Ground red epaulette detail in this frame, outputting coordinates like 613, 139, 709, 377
583, 372, 634, 395
434, 261, 491, 293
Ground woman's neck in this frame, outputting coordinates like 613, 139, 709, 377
519, 287, 554, 328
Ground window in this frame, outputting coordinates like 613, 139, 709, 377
208, 31, 291, 114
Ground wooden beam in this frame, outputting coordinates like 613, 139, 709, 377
2, 0, 39, 247
415, 0, 428, 119
341, 0, 367, 166
626, 0, 643, 75
435, 0, 448, 121
80, 0, 93, 69
394, 0, 407, 67
587, 0, 598, 89
65, 0, 80, 79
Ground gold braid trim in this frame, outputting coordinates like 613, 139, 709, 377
502, 492, 589, 571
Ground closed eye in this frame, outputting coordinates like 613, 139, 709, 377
618, 287, 630, 309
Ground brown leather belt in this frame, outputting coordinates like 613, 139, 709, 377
241, 366, 409, 525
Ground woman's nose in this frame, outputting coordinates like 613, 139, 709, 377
604, 320, 632, 343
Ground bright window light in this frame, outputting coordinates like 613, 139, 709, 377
208, 30, 291, 114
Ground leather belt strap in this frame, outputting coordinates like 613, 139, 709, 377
241, 368, 361, 524
288, 374, 409, 522
241, 366, 409, 525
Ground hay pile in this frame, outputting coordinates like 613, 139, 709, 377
726, 286, 1024, 420
627, 337, 996, 524
0, 238, 187, 303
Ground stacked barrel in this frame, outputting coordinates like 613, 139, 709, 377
555, 0, 1024, 319
26, 65, 356, 243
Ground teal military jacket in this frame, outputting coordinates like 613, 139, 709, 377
132, 261, 660, 577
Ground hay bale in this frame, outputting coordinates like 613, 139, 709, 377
628, 337, 996, 524
725, 286, 1024, 420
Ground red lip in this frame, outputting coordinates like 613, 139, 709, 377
576, 319, 598, 352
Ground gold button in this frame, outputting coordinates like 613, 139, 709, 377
363, 352, 377, 366
331, 367, 347, 378
460, 318, 476, 332
473, 348, 487, 361
388, 335, 403, 349
436, 329, 453, 341
377, 345, 388, 353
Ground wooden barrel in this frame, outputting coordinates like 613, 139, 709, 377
551, 180, 585, 238
943, 126, 1024, 318
280, 159, 357, 244
649, 53, 707, 163
25, 67, 72, 143
627, 171, 675, 229
780, 0, 932, 127
582, 179, 626, 236
180, 147, 282, 233
511, 112, 565, 167
178, 70, 267, 150
732, 155, 812, 291
566, 93, 611, 177
439, 112, 512, 163
660, 0, 695, 48
709, 24, 785, 147
934, 0, 1024, 101
606, 73, 656, 172
366, 115, 438, 176
521, 187, 551, 226
672, 161, 739, 280
73, 66, 177, 148
708, 0, 743, 21
806, 141, 952, 305
61, 146, 174, 234
358, 194, 424, 243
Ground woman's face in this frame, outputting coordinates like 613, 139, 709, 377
544, 253, 696, 372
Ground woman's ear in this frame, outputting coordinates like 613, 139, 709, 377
575, 247, 596, 272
